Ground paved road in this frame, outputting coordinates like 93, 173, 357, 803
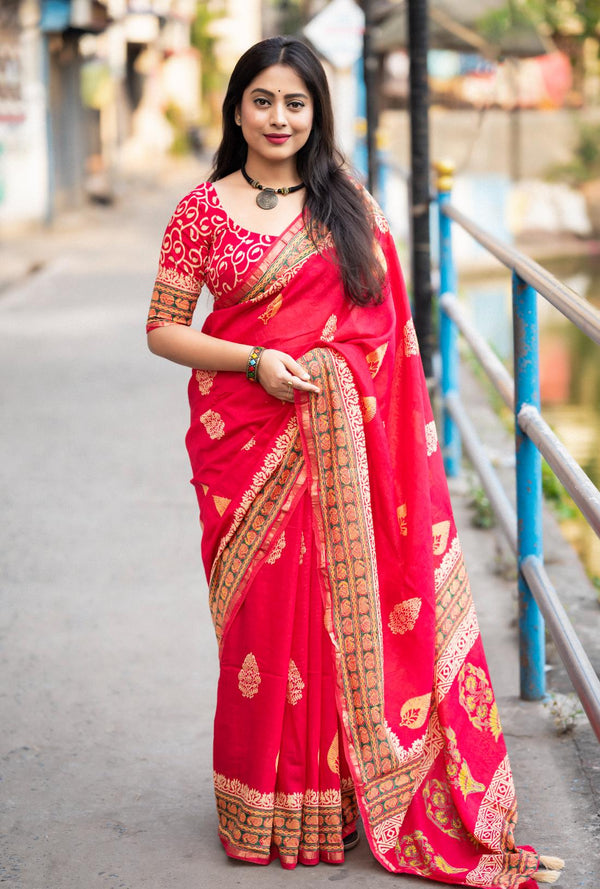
1, 164, 598, 888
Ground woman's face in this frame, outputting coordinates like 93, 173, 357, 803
237, 64, 314, 172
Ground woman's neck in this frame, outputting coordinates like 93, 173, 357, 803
243, 155, 302, 189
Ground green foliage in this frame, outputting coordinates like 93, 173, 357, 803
478, 0, 600, 44
164, 102, 191, 155
190, 1, 225, 97
541, 459, 579, 519
469, 485, 496, 529
478, 1, 543, 44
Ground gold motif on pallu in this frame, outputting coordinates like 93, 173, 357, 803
473, 755, 517, 851
266, 530, 286, 565
213, 772, 354, 863
423, 778, 474, 842
238, 653, 261, 699
459, 662, 502, 740
365, 343, 388, 378
209, 419, 304, 648
195, 369, 216, 394
399, 693, 432, 730
443, 727, 486, 799
258, 293, 283, 324
327, 732, 339, 773
213, 495, 231, 516
432, 520, 451, 555
425, 420, 439, 456
388, 598, 422, 635
242, 436, 256, 451
200, 409, 225, 440
395, 831, 466, 877
404, 319, 420, 357
397, 503, 408, 536
321, 314, 337, 342
361, 396, 377, 423
286, 659, 305, 705
299, 531, 307, 564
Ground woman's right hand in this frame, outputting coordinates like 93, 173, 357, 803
257, 349, 320, 402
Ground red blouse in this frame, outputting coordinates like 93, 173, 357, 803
147, 182, 276, 332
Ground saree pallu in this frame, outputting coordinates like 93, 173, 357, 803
185, 209, 540, 886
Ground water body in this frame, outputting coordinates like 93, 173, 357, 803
459, 254, 600, 580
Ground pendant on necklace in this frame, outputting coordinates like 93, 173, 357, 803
256, 188, 278, 210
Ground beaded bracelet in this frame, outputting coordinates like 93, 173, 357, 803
246, 345, 265, 382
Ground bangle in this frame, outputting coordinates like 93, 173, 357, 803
246, 346, 265, 382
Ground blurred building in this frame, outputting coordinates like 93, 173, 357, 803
1, 0, 260, 229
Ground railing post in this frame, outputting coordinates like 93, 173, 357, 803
513, 271, 546, 700
434, 160, 461, 476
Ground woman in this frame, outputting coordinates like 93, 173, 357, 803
147, 36, 562, 887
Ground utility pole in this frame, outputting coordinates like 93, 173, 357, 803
362, 0, 379, 198
407, 0, 434, 378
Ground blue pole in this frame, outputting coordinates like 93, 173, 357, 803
353, 58, 367, 180
435, 161, 461, 476
513, 271, 545, 700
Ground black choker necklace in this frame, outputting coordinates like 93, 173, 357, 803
241, 165, 305, 210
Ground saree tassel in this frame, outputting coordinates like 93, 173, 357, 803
538, 856, 565, 871
533, 871, 560, 884
534, 855, 566, 885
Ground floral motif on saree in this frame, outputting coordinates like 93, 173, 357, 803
388, 597, 422, 635
423, 778, 475, 842
286, 659, 304, 705
195, 369, 216, 394
238, 653, 261, 699
459, 662, 503, 740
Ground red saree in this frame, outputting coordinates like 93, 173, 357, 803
148, 183, 541, 886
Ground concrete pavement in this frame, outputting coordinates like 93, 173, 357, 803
1, 161, 599, 888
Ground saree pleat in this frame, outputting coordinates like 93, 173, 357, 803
151, 182, 543, 886
213, 495, 358, 867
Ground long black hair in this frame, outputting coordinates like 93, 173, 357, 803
209, 36, 384, 306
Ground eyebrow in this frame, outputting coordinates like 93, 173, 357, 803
250, 88, 309, 99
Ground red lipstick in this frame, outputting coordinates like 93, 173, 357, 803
265, 134, 290, 144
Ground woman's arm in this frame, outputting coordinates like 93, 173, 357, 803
147, 325, 319, 398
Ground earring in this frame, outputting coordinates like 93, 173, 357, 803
235, 115, 241, 125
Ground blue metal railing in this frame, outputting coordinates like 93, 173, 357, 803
433, 160, 600, 741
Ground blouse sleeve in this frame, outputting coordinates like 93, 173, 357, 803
146, 187, 211, 332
